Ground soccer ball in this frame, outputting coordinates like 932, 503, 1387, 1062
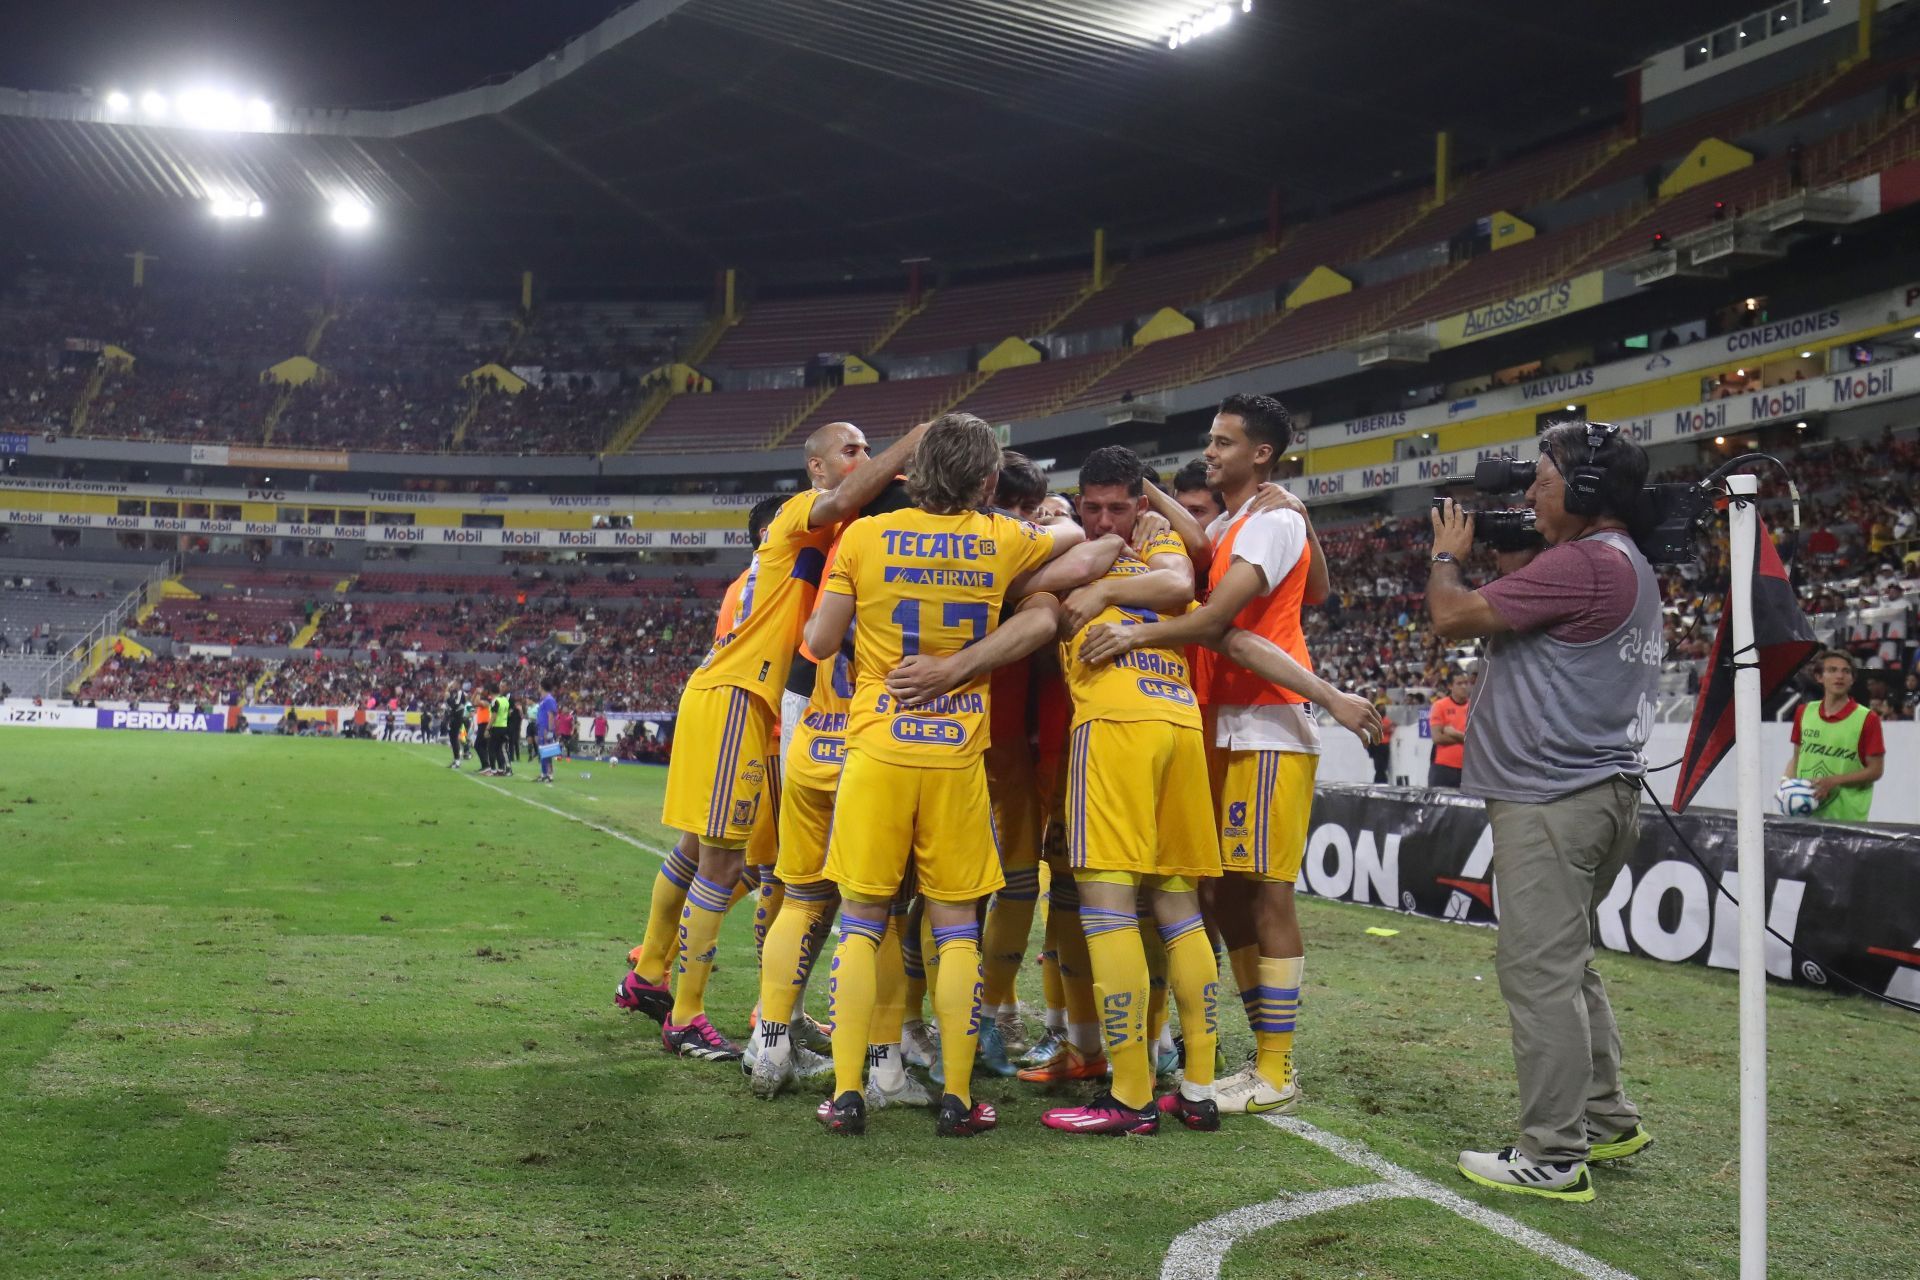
1775, 777, 1819, 816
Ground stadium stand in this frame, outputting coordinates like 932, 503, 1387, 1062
951, 350, 1126, 425
778, 371, 977, 444
879, 269, 1088, 356
706, 292, 904, 368
627, 385, 817, 453
1065, 235, 1264, 331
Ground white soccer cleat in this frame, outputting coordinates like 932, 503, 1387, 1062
1212, 1065, 1301, 1115
901, 1019, 940, 1070
865, 1070, 934, 1110
1457, 1146, 1595, 1202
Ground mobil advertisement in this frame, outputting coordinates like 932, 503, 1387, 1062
1288, 350, 1919, 506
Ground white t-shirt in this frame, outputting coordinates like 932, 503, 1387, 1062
1204, 499, 1320, 755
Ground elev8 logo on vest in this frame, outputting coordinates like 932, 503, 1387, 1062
97, 709, 224, 732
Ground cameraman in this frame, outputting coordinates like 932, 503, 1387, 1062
1425, 421, 1659, 1203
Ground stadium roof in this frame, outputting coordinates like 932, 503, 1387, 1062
0, 0, 1764, 286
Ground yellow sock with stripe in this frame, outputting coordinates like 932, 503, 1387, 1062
631, 841, 698, 983
1081, 905, 1151, 1109
1142, 912, 1169, 1049
1228, 943, 1260, 1030
932, 922, 985, 1107
1159, 913, 1220, 1092
756, 880, 834, 1028
669, 872, 735, 1024
980, 864, 1041, 1009
1252, 955, 1303, 1087
1039, 909, 1067, 1031
902, 909, 929, 1026
1050, 876, 1101, 1056
826, 913, 885, 1098
751, 873, 786, 962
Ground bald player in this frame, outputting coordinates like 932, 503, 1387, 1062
618, 420, 929, 1063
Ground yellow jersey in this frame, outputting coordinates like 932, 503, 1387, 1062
786, 541, 856, 790
826, 507, 1056, 769
1059, 529, 1200, 731
687, 489, 836, 709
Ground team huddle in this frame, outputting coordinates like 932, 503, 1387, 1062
616, 396, 1382, 1137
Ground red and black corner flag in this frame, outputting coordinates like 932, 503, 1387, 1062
1672, 517, 1818, 812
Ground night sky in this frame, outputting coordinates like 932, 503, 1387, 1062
0, 1, 626, 107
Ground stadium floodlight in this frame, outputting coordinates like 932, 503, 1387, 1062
178, 87, 256, 131
330, 198, 373, 231
248, 98, 275, 130
105, 91, 131, 113
1167, 0, 1247, 48
141, 91, 168, 118
208, 195, 265, 220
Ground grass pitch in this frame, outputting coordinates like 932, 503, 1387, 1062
1, 728, 1914, 1279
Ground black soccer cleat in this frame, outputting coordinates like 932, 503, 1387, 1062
934, 1092, 999, 1138
817, 1090, 867, 1136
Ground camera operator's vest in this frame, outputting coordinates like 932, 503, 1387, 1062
1462, 529, 1662, 802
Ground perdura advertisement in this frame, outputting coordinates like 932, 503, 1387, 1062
1299, 786, 1920, 1000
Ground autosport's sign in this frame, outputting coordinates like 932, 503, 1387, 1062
95, 708, 226, 733
1301, 785, 1920, 999
1304, 278, 1920, 451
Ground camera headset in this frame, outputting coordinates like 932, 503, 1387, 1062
1557, 420, 1621, 518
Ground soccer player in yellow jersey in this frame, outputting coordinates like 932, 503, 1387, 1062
1083, 395, 1382, 1115
618, 419, 929, 1063
750, 482, 932, 1106
804, 413, 1117, 1137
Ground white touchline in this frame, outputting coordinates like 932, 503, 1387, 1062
423, 750, 673, 861
1159, 1115, 1639, 1280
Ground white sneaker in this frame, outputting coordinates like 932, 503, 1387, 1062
1213, 1065, 1300, 1115
744, 1030, 832, 1099
866, 1070, 934, 1110
1457, 1146, 1594, 1202
901, 1019, 940, 1069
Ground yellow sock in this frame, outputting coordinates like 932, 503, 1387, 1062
1081, 906, 1151, 1109
1253, 955, 1303, 1086
872, 913, 907, 1047
1160, 915, 1219, 1089
1228, 943, 1260, 1031
632, 843, 698, 982
670, 873, 734, 1024
932, 923, 984, 1107
902, 907, 929, 1023
1142, 914, 1169, 1049
1039, 910, 1066, 1025
752, 876, 786, 961
827, 914, 884, 1098
757, 881, 831, 1026
1055, 922, 1099, 1055
980, 864, 1040, 1008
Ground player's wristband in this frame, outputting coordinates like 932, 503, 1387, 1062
1430, 552, 1459, 566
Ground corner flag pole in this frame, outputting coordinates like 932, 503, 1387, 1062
1725, 470, 1767, 1278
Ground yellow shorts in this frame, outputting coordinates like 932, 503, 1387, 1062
1078, 869, 1198, 894
986, 740, 1041, 872
1066, 719, 1220, 880
661, 684, 776, 847
773, 776, 836, 886
1214, 748, 1318, 883
825, 750, 1005, 903
744, 754, 781, 871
